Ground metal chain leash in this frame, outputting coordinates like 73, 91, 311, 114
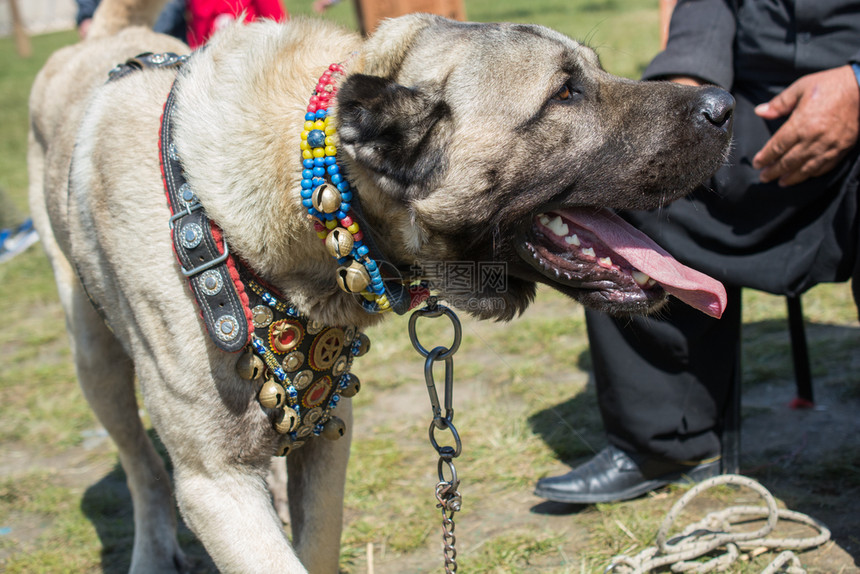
409, 296, 463, 573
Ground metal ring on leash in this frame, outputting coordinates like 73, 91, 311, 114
408, 301, 462, 360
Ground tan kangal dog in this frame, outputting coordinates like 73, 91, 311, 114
29, 0, 733, 571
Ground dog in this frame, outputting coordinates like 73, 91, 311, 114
28, 0, 733, 571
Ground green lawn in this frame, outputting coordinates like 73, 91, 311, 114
1, 4, 859, 573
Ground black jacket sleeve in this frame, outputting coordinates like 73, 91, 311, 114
642, 0, 737, 89
75, 0, 100, 26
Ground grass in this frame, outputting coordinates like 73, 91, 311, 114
2, 3, 859, 574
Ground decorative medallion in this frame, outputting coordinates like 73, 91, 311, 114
332, 355, 348, 377
306, 319, 325, 335
251, 304, 274, 329
180, 222, 203, 249
238, 275, 366, 456
214, 314, 240, 342
310, 328, 344, 370
198, 269, 223, 296
292, 369, 314, 390
303, 376, 333, 409
303, 407, 323, 426
344, 326, 356, 344
283, 351, 305, 372
269, 319, 304, 353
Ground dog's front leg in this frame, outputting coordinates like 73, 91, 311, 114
173, 464, 307, 573
288, 399, 353, 574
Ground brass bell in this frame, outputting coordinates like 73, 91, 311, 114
277, 436, 305, 457
339, 373, 361, 398
236, 351, 265, 380
311, 183, 342, 214
353, 332, 371, 357
321, 416, 346, 440
274, 408, 299, 434
325, 227, 354, 258
258, 379, 286, 409
336, 260, 371, 293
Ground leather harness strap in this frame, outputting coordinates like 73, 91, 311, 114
160, 82, 253, 352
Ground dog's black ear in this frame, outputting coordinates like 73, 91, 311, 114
336, 74, 450, 199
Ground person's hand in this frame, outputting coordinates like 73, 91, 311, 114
753, 66, 860, 186
665, 75, 704, 87
78, 18, 92, 40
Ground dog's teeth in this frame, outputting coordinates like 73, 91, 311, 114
538, 214, 551, 225
564, 234, 581, 246
545, 216, 569, 237
647, 278, 657, 287
632, 270, 651, 286
581, 247, 595, 258
598, 257, 613, 268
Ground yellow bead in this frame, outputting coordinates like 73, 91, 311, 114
313, 148, 325, 158
300, 140, 310, 151
304, 121, 315, 131
362, 291, 376, 301
325, 218, 338, 229
324, 145, 337, 156
324, 136, 336, 146
314, 120, 325, 129
325, 124, 336, 135
347, 223, 359, 234
301, 130, 309, 140
302, 150, 313, 160
316, 230, 328, 239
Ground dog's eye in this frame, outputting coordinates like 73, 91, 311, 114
552, 82, 579, 102
554, 84, 572, 101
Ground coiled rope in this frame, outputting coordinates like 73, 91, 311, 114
606, 474, 830, 573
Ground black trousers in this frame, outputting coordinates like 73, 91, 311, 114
584, 90, 860, 462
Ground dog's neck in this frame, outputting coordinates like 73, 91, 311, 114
170, 29, 427, 326
170, 25, 382, 327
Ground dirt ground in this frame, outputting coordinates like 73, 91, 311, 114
1, 285, 858, 573
3, 329, 859, 573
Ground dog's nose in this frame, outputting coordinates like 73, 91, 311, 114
698, 87, 734, 131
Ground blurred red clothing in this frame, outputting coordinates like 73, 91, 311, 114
186, 0, 288, 48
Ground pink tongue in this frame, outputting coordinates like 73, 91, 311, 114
559, 208, 727, 318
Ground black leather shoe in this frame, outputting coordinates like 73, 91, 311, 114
534, 445, 720, 504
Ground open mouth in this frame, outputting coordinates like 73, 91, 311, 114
517, 208, 726, 317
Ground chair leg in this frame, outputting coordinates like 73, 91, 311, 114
786, 295, 814, 407
721, 336, 742, 475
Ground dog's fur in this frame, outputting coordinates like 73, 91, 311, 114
28, 1, 732, 571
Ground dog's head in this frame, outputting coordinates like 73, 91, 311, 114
335, 15, 733, 320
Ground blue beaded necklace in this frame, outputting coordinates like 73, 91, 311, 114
299, 63, 393, 313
